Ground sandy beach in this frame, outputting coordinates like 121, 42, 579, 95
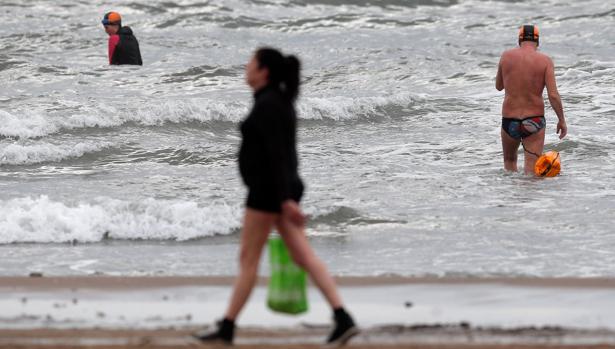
2, 276, 615, 348
3, 0, 615, 347
3, 327, 615, 349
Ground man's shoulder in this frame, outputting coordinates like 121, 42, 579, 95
502, 48, 551, 61
501, 47, 519, 56
535, 50, 552, 61
499, 48, 519, 64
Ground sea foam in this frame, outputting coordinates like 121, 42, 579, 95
0, 93, 421, 138
0, 141, 113, 165
0, 196, 241, 243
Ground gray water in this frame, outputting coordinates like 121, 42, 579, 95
1, 0, 614, 277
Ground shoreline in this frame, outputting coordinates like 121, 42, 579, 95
3, 275, 615, 289
2, 276, 615, 348
2, 326, 615, 348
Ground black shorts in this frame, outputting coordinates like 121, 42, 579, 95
246, 180, 304, 213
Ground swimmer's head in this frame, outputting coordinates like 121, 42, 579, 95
102, 12, 122, 26
518, 24, 539, 46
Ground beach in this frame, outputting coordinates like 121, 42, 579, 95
1, 0, 614, 277
2, 0, 615, 347
2, 276, 615, 348
4, 328, 615, 349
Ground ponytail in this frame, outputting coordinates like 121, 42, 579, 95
283, 55, 300, 102
255, 47, 301, 102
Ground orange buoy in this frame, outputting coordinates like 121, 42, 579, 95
534, 151, 561, 177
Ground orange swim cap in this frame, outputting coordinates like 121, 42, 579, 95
518, 24, 539, 46
102, 12, 122, 25
534, 151, 560, 177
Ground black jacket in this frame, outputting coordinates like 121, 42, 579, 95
111, 26, 143, 65
239, 85, 301, 204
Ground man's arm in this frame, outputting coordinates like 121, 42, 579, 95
544, 57, 567, 139
495, 56, 504, 91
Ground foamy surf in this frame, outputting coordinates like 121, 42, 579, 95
0, 141, 114, 165
2, 0, 615, 278
0, 196, 241, 243
0, 93, 423, 139
0, 100, 247, 139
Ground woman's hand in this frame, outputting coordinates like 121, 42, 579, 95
282, 200, 305, 228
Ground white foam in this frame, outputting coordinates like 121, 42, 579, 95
0, 93, 420, 138
0, 110, 60, 139
299, 96, 386, 120
0, 141, 113, 165
0, 196, 241, 243
298, 93, 420, 120
0, 100, 248, 139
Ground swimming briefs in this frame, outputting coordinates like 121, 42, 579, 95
501, 116, 546, 140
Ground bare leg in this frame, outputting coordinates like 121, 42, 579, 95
224, 208, 277, 320
521, 128, 546, 176
501, 129, 521, 172
276, 217, 343, 309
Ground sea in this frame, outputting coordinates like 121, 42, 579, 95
1, 0, 614, 277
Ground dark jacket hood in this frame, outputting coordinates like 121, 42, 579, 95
118, 26, 134, 36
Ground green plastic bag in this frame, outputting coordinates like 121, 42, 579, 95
267, 236, 308, 314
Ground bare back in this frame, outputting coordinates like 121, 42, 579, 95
496, 45, 551, 119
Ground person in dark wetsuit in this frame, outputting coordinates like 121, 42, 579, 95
101, 12, 142, 66
193, 48, 358, 347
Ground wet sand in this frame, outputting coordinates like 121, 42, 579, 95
4, 275, 615, 289
2, 327, 615, 348
2, 276, 615, 348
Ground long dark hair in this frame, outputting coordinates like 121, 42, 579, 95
255, 47, 300, 102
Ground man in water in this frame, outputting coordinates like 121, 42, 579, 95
496, 25, 567, 175
101, 12, 143, 65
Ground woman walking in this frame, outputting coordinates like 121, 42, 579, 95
194, 47, 358, 346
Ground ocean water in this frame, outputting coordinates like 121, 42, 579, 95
1, 0, 614, 277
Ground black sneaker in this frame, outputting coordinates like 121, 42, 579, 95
193, 318, 235, 345
326, 309, 359, 347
